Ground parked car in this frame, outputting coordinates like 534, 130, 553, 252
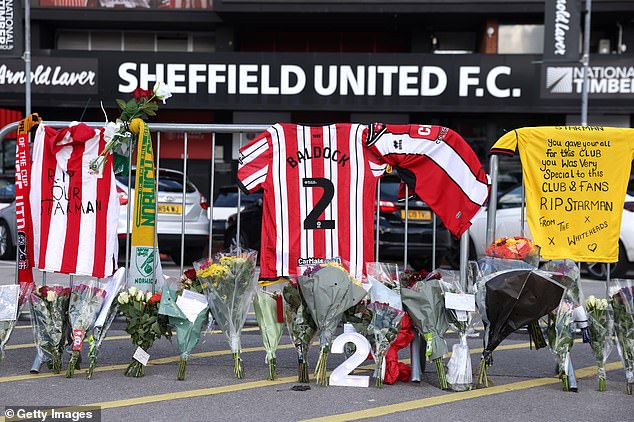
0, 202, 16, 260
223, 174, 453, 271
0, 174, 16, 211
210, 186, 263, 247
467, 184, 634, 278
116, 168, 210, 266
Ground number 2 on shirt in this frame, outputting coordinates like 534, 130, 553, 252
302, 178, 335, 230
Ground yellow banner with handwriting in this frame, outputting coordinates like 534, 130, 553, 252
491, 126, 634, 263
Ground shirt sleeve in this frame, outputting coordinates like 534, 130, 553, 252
236, 130, 271, 194
490, 130, 519, 156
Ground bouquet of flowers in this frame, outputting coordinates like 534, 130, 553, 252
610, 279, 634, 394
400, 271, 450, 390
585, 295, 613, 391
29, 285, 71, 373
253, 290, 284, 380
0, 283, 32, 362
117, 286, 171, 377
367, 302, 405, 387
87, 268, 126, 379
90, 81, 171, 175
159, 268, 209, 380
473, 265, 564, 388
541, 260, 587, 391
282, 281, 318, 383
437, 270, 475, 391
65, 282, 108, 377
195, 248, 258, 379
485, 236, 540, 267
545, 299, 576, 391
298, 261, 367, 386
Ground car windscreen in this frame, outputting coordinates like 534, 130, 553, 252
116, 172, 196, 193
214, 190, 262, 207
0, 179, 15, 202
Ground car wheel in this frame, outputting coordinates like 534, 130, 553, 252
585, 242, 629, 279
0, 220, 13, 260
170, 247, 204, 267
224, 227, 249, 250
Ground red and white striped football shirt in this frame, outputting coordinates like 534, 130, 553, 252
30, 123, 120, 278
238, 123, 386, 281
366, 124, 490, 237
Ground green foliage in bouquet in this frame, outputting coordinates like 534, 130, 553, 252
117, 287, 172, 377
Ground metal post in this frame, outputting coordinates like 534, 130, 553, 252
460, 231, 469, 291
24, 0, 31, 116
520, 176, 526, 237
581, 0, 592, 127
486, 155, 499, 246
154, 132, 161, 292
180, 132, 188, 274
208, 133, 216, 258
375, 179, 381, 261
236, 133, 243, 251
124, 133, 133, 287
432, 214, 437, 269
403, 184, 409, 270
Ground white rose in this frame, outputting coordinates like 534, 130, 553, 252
153, 81, 172, 104
586, 295, 596, 309
128, 287, 137, 297
146, 291, 153, 302
136, 290, 144, 302
117, 291, 129, 304
46, 290, 57, 302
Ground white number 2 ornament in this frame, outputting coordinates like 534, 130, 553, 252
329, 329, 371, 388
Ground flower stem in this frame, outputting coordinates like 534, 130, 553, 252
314, 346, 330, 386
561, 374, 570, 392
65, 351, 80, 378
597, 361, 606, 392
298, 353, 309, 383
475, 358, 492, 389
267, 357, 277, 381
177, 358, 188, 381
50, 350, 62, 374
434, 357, 449, 390
124, 359, 145, 377
627, 382, 633, 395
375, 354, 384, 388
233, 351, 243, 379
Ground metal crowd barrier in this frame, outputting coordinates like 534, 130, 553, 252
0, 120, 468, 289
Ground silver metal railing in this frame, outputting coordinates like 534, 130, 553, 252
0, 120, 459, 288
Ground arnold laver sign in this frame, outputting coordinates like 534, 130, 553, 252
543, 0, 580, 63
0, 0, 22, 57
118, 62, 522, 99
0, 58, 98, 93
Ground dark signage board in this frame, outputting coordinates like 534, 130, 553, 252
0, 0, 22, 57
1, 52, 632, 113
0, 57, 99, 93
541, 56, 634, 99
543, 0, 581, 63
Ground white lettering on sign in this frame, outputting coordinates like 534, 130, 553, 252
0, 0, 15, 50
117, 63, 522, 99
554, 0, 571, 56
0, 64, 96, 87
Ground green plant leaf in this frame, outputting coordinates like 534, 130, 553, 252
116, 99, 127, 111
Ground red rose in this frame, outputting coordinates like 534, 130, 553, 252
149, 293, 162, 305
39, 285, 49, 297
131, 88, 152, 103
184, 268, 196, 280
